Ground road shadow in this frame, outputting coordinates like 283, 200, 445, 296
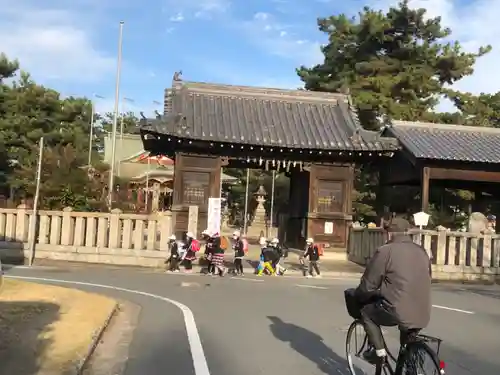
267, 315, 361, 374
0, 300, 60, 375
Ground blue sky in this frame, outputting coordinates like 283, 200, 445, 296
1, 0, 499, 115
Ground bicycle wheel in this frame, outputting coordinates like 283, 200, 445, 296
346, 320, 374, 375
395, 341, 443, 375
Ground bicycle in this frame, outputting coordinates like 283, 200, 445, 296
345, 319, 446, 375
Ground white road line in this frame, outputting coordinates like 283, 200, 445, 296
5, 275, 210, 375
432, 304, 475, 314
296, 284, 329, 290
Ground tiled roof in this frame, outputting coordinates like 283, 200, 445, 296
141, 81, 399, 152
388, 120, 500, 163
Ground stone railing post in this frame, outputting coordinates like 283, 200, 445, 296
96, 215, 108, 249
482, 232, 492, 267
61, 207, 75, 246
146, 215, 157, 250
15, 204, 29, 242
73, 214, 86, 247
0, 210, 6, 240
458, 234, 467, 266
188, 205, 198, 237
122, 217, 133, 249
158, 212, 172, 251
49, 212, 62, 246
435, 227, 447, 265
4, 209, 16, 241
38, 213, 50, 244
108, 209, 122, 249
470, 234, 479, 268
495, 238, 500, 275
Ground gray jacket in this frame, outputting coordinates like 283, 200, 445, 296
355, 235, 432, 330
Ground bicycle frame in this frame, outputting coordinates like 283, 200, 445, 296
377, 333, 443, 375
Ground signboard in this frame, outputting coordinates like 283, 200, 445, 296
324, 221, 334, 234
413, 211, 430, 228
207, 197, 222, 235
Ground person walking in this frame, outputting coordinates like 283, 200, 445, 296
201, 229, 215, 275
165, 234, 180, 272
210, 232, 226, 276
232, 230, 245, 276
258, 239, 276, 276
303, 238, 321, 278
270, 238, 287, 276
183, 231, 199, 273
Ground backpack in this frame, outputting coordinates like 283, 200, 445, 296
315, 243, 324, 256
191, 239, 201, 252
242, 238, 249, 254
220, 236, 229, 250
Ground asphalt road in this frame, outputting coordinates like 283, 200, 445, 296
3, 264, 500, 375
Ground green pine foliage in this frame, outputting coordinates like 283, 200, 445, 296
297, 0, 491, 129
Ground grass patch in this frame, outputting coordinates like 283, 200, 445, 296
0, 279, 116, 375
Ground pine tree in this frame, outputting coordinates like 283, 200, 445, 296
297, 0, 491, 129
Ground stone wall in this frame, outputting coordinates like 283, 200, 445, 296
0, 205, 197, 267
348, 227, 500, 282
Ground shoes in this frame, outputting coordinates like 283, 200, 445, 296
362, 348, 385, 365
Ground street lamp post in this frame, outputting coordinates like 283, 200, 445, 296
108, 20, 125, 208
88, 94, 104, 167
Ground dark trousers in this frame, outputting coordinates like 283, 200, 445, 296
308, 260, 320, 276
183, 259, 193, 270
360, 302, 399, 350
169, 257, 180, 271
207, 259, 215, 274
234, 258, 243, 274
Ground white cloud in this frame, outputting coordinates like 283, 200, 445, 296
371, 0, 500, 96
169, 12, 184, 22
240, 12, 323, 67
163, 0, 230, 20
0, 4, 115, 83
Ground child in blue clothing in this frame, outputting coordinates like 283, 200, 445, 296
255, 236, 267, 274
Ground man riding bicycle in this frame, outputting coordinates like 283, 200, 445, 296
348, 218, 432, 364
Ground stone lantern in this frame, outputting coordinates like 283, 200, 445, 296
248, 185, 267, 237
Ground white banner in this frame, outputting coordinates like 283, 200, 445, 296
207, 197, 222, 235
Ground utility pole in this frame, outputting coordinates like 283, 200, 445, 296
29, 137, 44, 266
108, 20, 124, 208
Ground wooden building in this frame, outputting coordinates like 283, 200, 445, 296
139, 74, 398, 249
380, 121, 500, 221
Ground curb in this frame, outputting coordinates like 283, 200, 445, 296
76, 302, 120, 374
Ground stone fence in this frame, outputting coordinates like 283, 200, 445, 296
348, 227, 500, 281
0, 205, 198, 267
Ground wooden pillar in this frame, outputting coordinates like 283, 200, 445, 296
285, 169, 309, 248
376, 166, 390, 227
172, 153, 221, 237
421, 166, 430, 212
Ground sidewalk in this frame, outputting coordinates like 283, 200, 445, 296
195, 251, 363, 278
